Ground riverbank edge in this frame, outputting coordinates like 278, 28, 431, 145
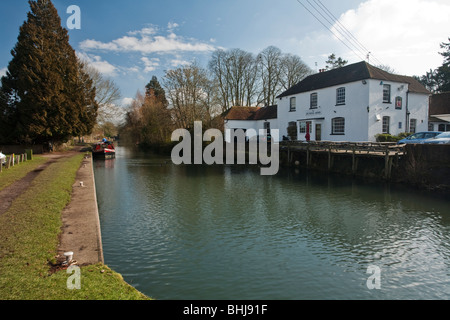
71, 152, 152, 300
58, 154, 104, 265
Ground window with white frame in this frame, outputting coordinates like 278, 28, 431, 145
336, 87, 346, 105
410, 119, 417, 134
331, 117, 345, 135
299, 121, 312, 134
383, 84, 391, 103
290, 97, 296, 112
382, 116, 390, 134
310, 93, 318, 109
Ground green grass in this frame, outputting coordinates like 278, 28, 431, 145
0, 153, 150, 300
0, 156, 48, 191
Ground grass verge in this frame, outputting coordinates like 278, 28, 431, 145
0, 156, 48, 192
0, 153, 150, 300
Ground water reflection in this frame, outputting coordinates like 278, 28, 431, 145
94, 146, 450, 300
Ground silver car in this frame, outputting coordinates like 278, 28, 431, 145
424, 132, 450, 144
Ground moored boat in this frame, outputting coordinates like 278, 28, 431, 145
92, 139, 116, 159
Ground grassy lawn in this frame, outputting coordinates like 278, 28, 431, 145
0, 156, 48, 191
0, 153, 150, 300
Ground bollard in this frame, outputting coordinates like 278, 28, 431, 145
25, 149, 33, 161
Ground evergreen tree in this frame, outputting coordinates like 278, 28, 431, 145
416, 37, 450, 93
325, 53, 348, 70
435, 38, 450, 93
145, 76, 168, 107
0, 0, 97, 144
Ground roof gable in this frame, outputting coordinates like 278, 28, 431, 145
277, 61, 430, 98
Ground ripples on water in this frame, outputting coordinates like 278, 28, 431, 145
94, 146, 450, 300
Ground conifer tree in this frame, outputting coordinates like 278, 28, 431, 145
0, 0, 97, 144
145, 76, 168, 107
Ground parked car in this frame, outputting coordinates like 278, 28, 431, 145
423, 132, 450, 144
0, 152, 6, 165
398, 132, 441, 144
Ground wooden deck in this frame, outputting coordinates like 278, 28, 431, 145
280, 141, 406, 180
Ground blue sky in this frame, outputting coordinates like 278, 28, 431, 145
1, 0, 449, 107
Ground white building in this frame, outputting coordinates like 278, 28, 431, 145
276, 61, 430, 142
223, 61, 430, 143
224, 105, 278, 143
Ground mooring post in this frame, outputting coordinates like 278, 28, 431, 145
287, 146, 291, 167
384, 146, 390, 180
328, 146, 332, 170
306, 145, 310, 168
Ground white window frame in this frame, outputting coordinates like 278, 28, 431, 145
383, 84, 391, 103
299, 121, 312, 134
310, 93, 318, 109
290, 97, 296, 112
331, 117, 345, 135
382, 116, 390, 134
336, 87, 346, 105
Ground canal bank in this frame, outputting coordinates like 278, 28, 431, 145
58, 154, 104, 265
280, 142, 450, 193
0, 148, 149, 299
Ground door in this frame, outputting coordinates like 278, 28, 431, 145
315, 123, 322, 141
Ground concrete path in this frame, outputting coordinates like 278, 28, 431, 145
58, 154, 104, 266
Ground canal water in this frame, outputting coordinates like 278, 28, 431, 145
93, 145, 450, 300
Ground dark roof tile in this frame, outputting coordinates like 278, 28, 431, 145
277, 61, 430, 98
224, 105, 277, 121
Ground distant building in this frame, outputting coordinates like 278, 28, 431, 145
429, 92, 450, 132
224, 105, 278, 143
276, 61, 430, 142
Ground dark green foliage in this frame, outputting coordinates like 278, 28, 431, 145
145, 76, 168, 107
0, 0, 98, 144
416, 37, 450, 93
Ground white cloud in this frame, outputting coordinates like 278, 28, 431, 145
80, 26, 216, 54
128, 26, 158, 36
333, 0, 450, 75
170, 59, 191, 67
167, 22, 179, 31
76, 52, 118, 76
0, 67, 6, 78
121, 97, 134, 107
141, 57, 160, 73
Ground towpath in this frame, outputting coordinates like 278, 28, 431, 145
0, 147, 104, 266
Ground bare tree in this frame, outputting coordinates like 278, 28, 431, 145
164, 63, 214, 130
208, 48, 259, 111
257, 46, 283, 106
280, 54, 312, 91
81, 63, 122, 125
